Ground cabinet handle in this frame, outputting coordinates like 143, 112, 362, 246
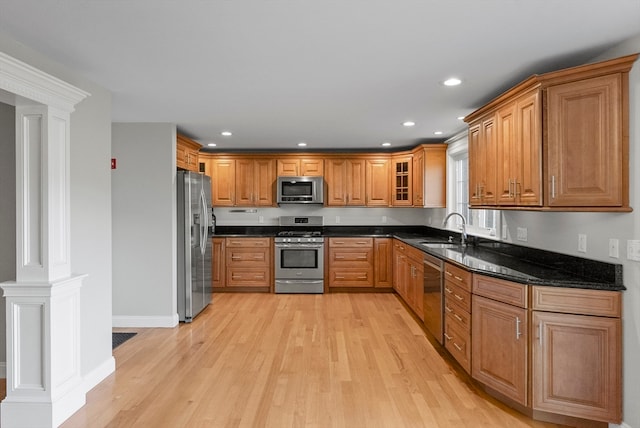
356, 241, 368, 245
445, 271, 453, 278
551, 175, 556, 199
445, 305, 452, 313
454, 313, 463, 322
335, 256, 345, 259
357, 256, 367, 260
515, 180, 521, 197
538, 322, 543, 346
357, 276, 367, 279
516, 317, 522, 340
508, 179, 513, 198
444, 333, 452, 341
454, 293, 464, 301
445, 286, 453, 294
336, 276, 345, 279
231, 256, 242, 260
453, 343, 463, 352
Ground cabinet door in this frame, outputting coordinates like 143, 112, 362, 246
412, 149, 424, 206
468, 124, 482, 206
235, 158, 255, 206
212, 237, 225, 288
300, 158, 324, 176
211, 159, 235, 206
496, 102, 517, 205
514, 90, 542, 205
422, 146, 447, 208
374, 238, 392, 288
347, 158, 366, 205
546, 74, 623, 207
532, 311, 621, 423
325, 159, 348, 205
472, 295, 528, 406
276, 159, 299, 176
392, 156, 412, 206
253, 158, 275, 206
366, 158, 390, 206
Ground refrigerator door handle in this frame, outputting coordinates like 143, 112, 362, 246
200, 189, 208, 256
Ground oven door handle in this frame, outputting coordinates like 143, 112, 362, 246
275, 279, 324, 284
274, 243, 324, 249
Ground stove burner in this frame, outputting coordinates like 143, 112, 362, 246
277, 231, 322, 238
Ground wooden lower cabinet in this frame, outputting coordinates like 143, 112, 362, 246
212, 237, 225, 288
531, 286, 622, 423
472, 294, 528, 405
328, 237, 374, 287
391, 239, 423, 320
373, 238, 393, 288
444, 262, 472, 373
218, 237, 272, 291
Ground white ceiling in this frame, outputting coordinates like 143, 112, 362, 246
1, 1, 639, 151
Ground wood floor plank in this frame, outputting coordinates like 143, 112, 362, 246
58, 293, 569, 428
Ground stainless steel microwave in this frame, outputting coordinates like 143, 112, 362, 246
277, 176, 324, 204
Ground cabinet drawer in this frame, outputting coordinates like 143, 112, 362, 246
473, 274, 527, 308
227, 248, 269, 265
445, 299, 471, 331
328, 268, 373, 287
329, 237, 374, 247
444, 322, 471, 374
225, 237, 271, 248
329, 248, 373, 266
444, 281, 471, 313
444, 263, 472, 291
531, 286, 621, 317
226, 268, 269, 287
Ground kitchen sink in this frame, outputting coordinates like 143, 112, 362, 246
420, 242, 463, 249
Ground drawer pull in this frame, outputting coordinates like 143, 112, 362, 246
444, 333, 452, 341
445, 305, 453, 313
445, 271, 453, 277
231, 256, 242, 260
357, 256, 367, 260
516, 317, 522, 340
357, 276, 367, 279
445, 287, 453, 294
454, 314, 463, 322
356, 241, 368, 245
454, 275, 464, 282
335, 256, 345, 259
453, 342, 463, 352
454, 294, 464, 301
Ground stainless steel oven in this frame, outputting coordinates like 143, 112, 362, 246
274, 216, 324, 293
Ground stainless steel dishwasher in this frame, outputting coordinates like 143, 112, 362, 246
423, 252, 444, 344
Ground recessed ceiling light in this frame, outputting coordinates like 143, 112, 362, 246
402, 121, 415, 127
297, 142, 307, 147
443, 77, 462, 86
221, 131, 232, 137
381, 142, 391, 147
434, 131, 443, 135
207, 143, 217, 147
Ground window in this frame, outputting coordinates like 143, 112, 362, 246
446, 134, 500, 240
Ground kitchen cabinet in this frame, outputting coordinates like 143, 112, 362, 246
276, 157, 324, 176
204, 156, 276, 207
325, 158, 367, 206
391, 154, 412, 206
412, 144, 447, 208
225, 237, 272, 290
373, 238, 393, 288
328, 237, 374, 287
212, 237, 225, 289
530, 286, 622, 423
176, 134, 201, 172
235, 158, 276, 206
443, 263, 472, 373
465, 53, 637, 211
365, 158, 391, 206
392, 239, 423, 320
472, 274, 528, 405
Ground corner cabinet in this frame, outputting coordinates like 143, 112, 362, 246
465, 53, 638, 211
176, 134, 201, 172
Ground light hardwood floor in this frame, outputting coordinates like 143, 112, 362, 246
60, 293, 567, 428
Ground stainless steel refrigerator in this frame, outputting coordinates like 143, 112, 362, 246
177, 171, 213, 322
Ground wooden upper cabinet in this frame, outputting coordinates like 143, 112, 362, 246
235, 158, 276, 206
391, 155, 413, 206
276, 157, 324, 176
176, 134, 201, 172
413, 145, 447, 208
365, 158, 390, 206
546, 74, 624, 207
466, 53, 637, 211
325, 158, 366, 206
210, 158, 235, 206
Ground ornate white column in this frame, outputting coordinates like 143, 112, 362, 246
0, 52, 90, 427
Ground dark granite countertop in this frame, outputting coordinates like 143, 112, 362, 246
213, 225, 625, 291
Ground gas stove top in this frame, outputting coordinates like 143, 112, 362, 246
277, 231, 322, 237
275, 216, 324, 243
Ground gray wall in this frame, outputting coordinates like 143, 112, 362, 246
111, 123, 177, 326
0, 102, 15, 366
0, 31, 114, 385
500, 35, 640, 428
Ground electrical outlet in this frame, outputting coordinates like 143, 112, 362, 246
502, 225, 508, 240
627, 240, 640, 261
516, 227, 528, 242
609, 238, 619, 258
258, 215, 264, 224
381, 215, 387, 224
578, 234, 587, 253
335, 215, 340, 224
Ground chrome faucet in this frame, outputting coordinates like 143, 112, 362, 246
443, 212, 467, 246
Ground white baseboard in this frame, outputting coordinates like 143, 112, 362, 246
82, 356, 116, 393
112, 313, 179, 328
